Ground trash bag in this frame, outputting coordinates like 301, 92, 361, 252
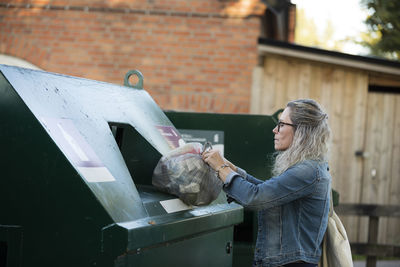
152, 142, 223, 206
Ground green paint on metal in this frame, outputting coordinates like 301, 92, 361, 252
113, 228, 235, 267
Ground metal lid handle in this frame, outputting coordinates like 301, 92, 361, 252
124, 70, 144, 89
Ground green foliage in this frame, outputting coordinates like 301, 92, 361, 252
361, 0, 400, 60
294, 8, 343, 51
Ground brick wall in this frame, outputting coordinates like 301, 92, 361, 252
0, 0, 264, 113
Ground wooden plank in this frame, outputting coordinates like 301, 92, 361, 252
336, 204, 400, 217
386, 94, 400, 245
309, 64, 322, 101
361, 92, 397, 244
369, 74, 400, 87
329, 68, 346, 192
367, 216, 379, 267
359, 93, 382, 243
341, 71, 358, 202
297, 60, 311, 98
261, 55, 278, 114
335, 71, 359, 243
353, 73, 369, 199
250, 66, 263, 114
319, 67, 334, 115
368, 216, 379, 244
378, 94, 396, 244
285, 58, 300, 104
350, 243, 400, 257
342, 71, 369, 242
275, 55, 289, 108
352, 73, 370, 242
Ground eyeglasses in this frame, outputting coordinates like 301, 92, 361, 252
276, 121, 297, 132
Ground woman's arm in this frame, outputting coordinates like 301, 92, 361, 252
223, 161, 321, 210
236, 168, 264, 185
201, 149, 322, 209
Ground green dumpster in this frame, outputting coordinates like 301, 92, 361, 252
0, 65, 243, 267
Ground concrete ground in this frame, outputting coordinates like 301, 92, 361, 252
354, 261, 400, 267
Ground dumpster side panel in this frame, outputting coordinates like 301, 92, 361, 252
0, 73, 114, 266
114, 227, 234, 267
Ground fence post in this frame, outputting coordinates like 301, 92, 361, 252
366, 216, 379, 267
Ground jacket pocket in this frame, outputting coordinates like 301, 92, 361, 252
264, 206, 282, 256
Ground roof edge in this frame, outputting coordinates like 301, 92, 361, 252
258, 38, 400, 76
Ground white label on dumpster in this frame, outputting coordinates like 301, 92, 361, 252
77, 167, 116, 182
160, 199, 192, 213
40, 117, 116, 183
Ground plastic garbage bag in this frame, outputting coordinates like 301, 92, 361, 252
152, 142, 223, 206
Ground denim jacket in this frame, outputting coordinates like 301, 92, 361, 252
223, 160, 331, 267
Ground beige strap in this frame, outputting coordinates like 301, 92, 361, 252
329, 189, 334, 217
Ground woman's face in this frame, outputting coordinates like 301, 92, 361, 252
273, 107, 295, 151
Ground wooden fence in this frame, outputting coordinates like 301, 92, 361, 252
336, 204, 400, 267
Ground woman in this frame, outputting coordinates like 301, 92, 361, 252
202, 99, 331, 267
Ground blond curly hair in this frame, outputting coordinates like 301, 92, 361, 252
272, 99, 331, 176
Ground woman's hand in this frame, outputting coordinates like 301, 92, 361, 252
202, 149, 238, 183
202, 150, 237, 171
201, 149, 225, 171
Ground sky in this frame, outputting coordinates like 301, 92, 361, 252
291, 0, 370, 55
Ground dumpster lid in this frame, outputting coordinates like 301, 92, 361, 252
0, 64, 184, 222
